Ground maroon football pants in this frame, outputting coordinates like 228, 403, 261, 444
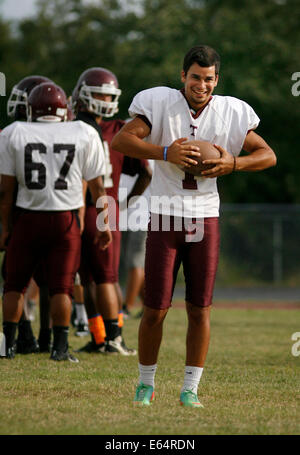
4, 209, 81, 298
144, 214, 220, 309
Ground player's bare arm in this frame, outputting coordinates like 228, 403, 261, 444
201, 131, 276, 178
87, 175, 112, 250
111, 117, 201, 166
126, 163, 152, 206
78, 179, 88, 234
0, 175, 16, 250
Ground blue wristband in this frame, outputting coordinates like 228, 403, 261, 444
163, 146, 168, 161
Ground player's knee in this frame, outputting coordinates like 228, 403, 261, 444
142, 306, 168, 327
186, 302, 211, 323
49, 287, 73, 299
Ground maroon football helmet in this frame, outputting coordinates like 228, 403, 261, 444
7, 75, 52, 120
72, 67, 121, 118
27, 82, 68, 122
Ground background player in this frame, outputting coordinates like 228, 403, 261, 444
118, 159, 154, 319
4, 75, 53, 355
111, 44, 277, 406
0, 81, 111, 361
71, 67, 152, 355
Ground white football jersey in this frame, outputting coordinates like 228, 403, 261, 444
129, 87, 260, 217
0, 120, 105, 211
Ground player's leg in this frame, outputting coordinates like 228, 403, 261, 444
185, 304, 211, 366
134, 214, 181, 404
33, 257, 52, 352
92, 229, 135, 355
76, 223, 107, 352
16, 279, 39, 354
138, 306, 168, 365
112, 231, 135, 353
1, 250, 38, 355
94, 282, 135, 355
73, 279, 89, 337
50, 292, 78, 362
114, 281, 123, 312
123, 268, 144, 317
76, 206, 108, 352
38, 284, 52, 352
1, 211, 41, 358
1, 292, 25, 358
47, 211, 81, 362
85, 281, 107, 351
180, 217, 219, 407
16, 311, 40, 354
122, 230, 147, 318
95, 281, 136, 355
23, 278, 39, 321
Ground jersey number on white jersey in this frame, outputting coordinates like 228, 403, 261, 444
25, 143, 75, 190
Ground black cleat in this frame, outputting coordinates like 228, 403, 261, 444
0, 346, 16, 359
16, 337, 40, 354
38, 341, 51, 353
75, 340, 105, 353
50, 349, 79, 363
104, 336, 136, 356
38, 329, 52, 353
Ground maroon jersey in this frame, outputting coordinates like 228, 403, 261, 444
75, 113, 147, 206
101, 119, 147, 201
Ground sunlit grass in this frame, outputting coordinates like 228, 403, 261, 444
0, 305, 299, 435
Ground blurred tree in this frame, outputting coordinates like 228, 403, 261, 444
0, 15, 15, 126
0, 0, 299, 203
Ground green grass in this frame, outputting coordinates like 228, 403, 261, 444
0, 305, 299, 435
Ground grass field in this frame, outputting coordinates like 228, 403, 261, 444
0, 302, 299, 435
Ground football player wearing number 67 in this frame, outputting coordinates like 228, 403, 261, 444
111, 44, 277, 407
0, 82, 111, 361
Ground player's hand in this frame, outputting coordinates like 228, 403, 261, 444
201, 144, 235, 177
0, 230, 10, 251
78, 210, 85, 235
94, 228, 112, 250
166, 138, 201, 167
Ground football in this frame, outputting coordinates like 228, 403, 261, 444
180, 140, 221, 176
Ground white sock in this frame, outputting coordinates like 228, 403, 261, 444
138, 363, 157, 388
75, 303, 88, 324
181, 366, 203, 395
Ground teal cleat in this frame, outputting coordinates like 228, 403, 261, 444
133, 382, 155, 406
180, 390, 204, 408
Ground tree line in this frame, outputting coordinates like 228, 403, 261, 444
1, 0, 299, 203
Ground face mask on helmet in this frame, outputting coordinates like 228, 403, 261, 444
7, 88, 28, 118
7, 76, 52, 120
78, 82, 121, 118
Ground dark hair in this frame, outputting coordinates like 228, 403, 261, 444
183, 45, 220, 75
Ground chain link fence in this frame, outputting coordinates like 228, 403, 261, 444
217, 204, 300, 286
